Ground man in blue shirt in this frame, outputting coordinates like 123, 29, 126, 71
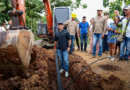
78, 16, 90, 52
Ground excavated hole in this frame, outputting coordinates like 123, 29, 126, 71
98, 64, 121, 71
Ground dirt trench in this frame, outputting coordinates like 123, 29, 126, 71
0, 45, 125, 90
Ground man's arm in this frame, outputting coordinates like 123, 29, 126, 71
68, 39, 71, 47
87, 27, 90, 36
54, 41, 57, 48
102, 17, 107, 38
67, 39, 71, 52
92, 21, 94, 34
63, 20, 69, 27
54, 34, 58, 52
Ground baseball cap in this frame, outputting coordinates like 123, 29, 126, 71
124, 5, 130, 10
97, 8, 103, 11
58, 21, 63, 25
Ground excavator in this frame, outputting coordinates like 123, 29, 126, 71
37, 0, 71, 47
0, 0, 71, 78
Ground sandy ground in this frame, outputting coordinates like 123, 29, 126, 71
74, 45, 130, 90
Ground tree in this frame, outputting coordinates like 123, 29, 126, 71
0, 0, 12, 24
103, 0, 130, 18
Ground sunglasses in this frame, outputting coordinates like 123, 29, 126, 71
124, 9, 129, 12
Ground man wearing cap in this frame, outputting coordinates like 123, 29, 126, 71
63, 13, 78, 55
90, 9, 107, 59
1, 23, 6, 31
118, 5, 130, 62
78, 16, 90, 52
54, 21, 71, 77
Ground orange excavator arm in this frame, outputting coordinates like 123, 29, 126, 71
43, 0, 53, 37
11, 0, 26, 26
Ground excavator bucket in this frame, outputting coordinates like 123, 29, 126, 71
0, 30, 34, 79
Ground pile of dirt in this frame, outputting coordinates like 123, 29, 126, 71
0, 45, 125, 90
70, 60, 124, 90
0, 44, 21, 64
98, 64, 121, 71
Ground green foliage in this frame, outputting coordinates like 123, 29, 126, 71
103, 0, 130, 18
0, 0, 12, 25
0, 0, 87, 41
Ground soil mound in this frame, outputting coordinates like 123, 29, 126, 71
0, 45, 124, 90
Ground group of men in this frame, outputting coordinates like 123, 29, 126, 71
54, 5, 130, 77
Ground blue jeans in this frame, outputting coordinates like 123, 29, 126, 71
70, 35, 75, 53
92, 33, 103, 56
57, 49, 69, 71
120, 37, 130, 59
103, 35, 109, 51
80, 33, 87, 51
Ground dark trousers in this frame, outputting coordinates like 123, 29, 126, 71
80, 33, 87, 51
103, 35, 109, 51
75, 32, 80, 49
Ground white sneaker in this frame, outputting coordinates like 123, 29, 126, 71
111, 57, 115, 61
60, 69, 64, 74
108, 55, 111, 58
65, 71, 69, 77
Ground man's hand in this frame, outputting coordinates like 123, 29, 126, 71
101, 34, 104, 38
54, 48, 56, 52
67, 47, 70, 52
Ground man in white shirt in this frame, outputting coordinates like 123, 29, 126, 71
118, 6, 130, 61
103, 13, 114, 54
1, 23, 6, 31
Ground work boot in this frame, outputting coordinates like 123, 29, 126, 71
84, 50, 87, 52
60, 69, 64, 74
124, 58, 129, 62
116, 54, 120, 58
70, 52, 74, 55
77, 48, 80, 51
90, 56, 95, 59
118, 58, 123, 61
65, 71, 69, 77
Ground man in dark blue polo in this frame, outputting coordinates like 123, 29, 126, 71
78, 16, 90, 52
54, 21, 71, 77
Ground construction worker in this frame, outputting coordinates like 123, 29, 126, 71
63, 13, 78, 55
54, 21, 71, 77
